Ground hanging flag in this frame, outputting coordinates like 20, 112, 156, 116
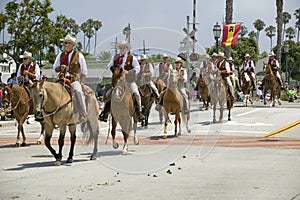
221, 24, 241, 47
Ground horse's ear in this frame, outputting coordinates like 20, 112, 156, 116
28, 80, 34, 88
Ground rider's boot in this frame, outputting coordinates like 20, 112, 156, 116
99, 100, 110, 122
134, 93, 145, 122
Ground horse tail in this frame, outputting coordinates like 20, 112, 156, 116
181, 112, 187, 126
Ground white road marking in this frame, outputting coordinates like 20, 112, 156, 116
235, 108, 260, 117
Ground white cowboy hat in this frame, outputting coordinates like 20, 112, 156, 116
116, 40, 131, 50
244, 53, 251, 57
218, 52, 225, 57
162, 53, 168, 58
205, 54, 210, 59
19, 51, 32, 59
228, 56, 233, 61
139, 54, 147, 60
212, 53, 218, 57
269, 52, 276, 57
63, 34, 76, 45
174, 57, 184, 64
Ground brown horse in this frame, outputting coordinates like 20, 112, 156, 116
196, 69, 210, 111
111, 73, 139, 155
139, 83, 156, 127
30, 80, 100, 165
262, 63, 281, 106
162, 69, 191, 138
240, 72, 254, 107
208, 71, 233, 122
2, 84, 45, 147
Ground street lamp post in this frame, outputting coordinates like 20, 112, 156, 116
283, 43, 289, 85
213, 22, 222, 53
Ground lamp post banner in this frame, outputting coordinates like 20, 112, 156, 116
221, 24, 240, 47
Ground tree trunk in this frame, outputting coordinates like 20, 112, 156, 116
276, 0, 283, 63
225, 0, 233, 58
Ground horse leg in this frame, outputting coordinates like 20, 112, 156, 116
44, 125, 59, 165
213, 102, 217, 123
37, 121, 45, 145
263, 90, 267, 105
133, 116, 139, 145
90, 118, 99, 160
17, 115, 27, 147
67, 124, 77, 163
219, 101, 224, 123
159, 110, 164, 124
56, 126, 67, 165
177, 113, 182, 136
111, 117, 119, 149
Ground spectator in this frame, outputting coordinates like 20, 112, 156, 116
7, 73, 19, 85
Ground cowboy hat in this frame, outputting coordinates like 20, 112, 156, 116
205, 54, 210, 59
218, 52, 225, 57
139, 54, 147, 60
116, 40, 131, 50
212, 53, 218, 57
269, 52, 276, 57
63, 34, 76, 45
174, 57, 184, 64
162, 53, 168, 58
228, 56, 233, 61
19, 51, 32, 59
244, 53, 251, 57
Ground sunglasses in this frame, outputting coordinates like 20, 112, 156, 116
23, 58, 29, 60
64, 42, 71, 44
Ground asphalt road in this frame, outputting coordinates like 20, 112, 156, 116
0, 100, 300, 200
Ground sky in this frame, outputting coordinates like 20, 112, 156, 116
0, 0, 299, 56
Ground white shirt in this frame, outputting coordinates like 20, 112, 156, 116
53, 49, 88, 76
218, 59, 231, 73
178, 67, 188, 83
108, 52, 140, 74
17, 62, 41, 81
241, 59, 255, 71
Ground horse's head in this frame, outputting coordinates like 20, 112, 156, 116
113, 76, 126, 102
29, 80, 45, 121
168, 69, 178, 86
111, 66, 123, 87
2, 85, 12, 109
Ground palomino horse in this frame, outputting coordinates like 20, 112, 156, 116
30, 80, 100, 165
111, 74, 139, 155
162, 69, 191, 138
240, 72, 254, 107
196, 69, 210, 111
2, 84, 45, 147
208, 71, 233, 122
262, 63, 281, 106
139, 84, 156, 127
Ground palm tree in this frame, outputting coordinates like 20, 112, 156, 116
248, 31, 257, 39
0, 12, 7, 44
253, 19, 266, 49
97, 51, 112, 62
294, 8, 300, 42
239, 25, 248, 38
285, 27, 296, 40
276, 0, 283, 62
265, 25, 276, 52
282, 12, 291, 41
93, 20, 102, 56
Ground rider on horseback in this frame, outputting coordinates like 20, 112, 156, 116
240, 53, 256, 90
138, 54, 159, 99
99, 40, 145, 122
53, 35, 88, 123
17, 51, 41, 85
215, 52, 234, 101
259, 52, 283, 90
158, 54, 173, 85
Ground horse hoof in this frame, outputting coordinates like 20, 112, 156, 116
54, 160, 61, 166
15, 143, 20, 147
21, 142, 26, 147
163, 135, 167, 139
228, 118, 231, 121
112, 143, 119, 149
90, 155, 97, 160
122, 150, 128, 155
66, 158, 73, 163
134, 139, 139, 145
188, 129, 191, 133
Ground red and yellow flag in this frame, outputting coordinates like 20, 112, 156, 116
221, 24, 241, 47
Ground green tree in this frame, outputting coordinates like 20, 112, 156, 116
97, 51, 112, 62
239, 25, 248, 38
294, 8, 300, 42
81, 19, 95, 54
285, 27, 296, 40
248, 31, 257, 39
282, 11, 291, 41
4, 0, 54, 65
253, 19, 266, 49
93, 20, 102, 56
265, 25, 276, 52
